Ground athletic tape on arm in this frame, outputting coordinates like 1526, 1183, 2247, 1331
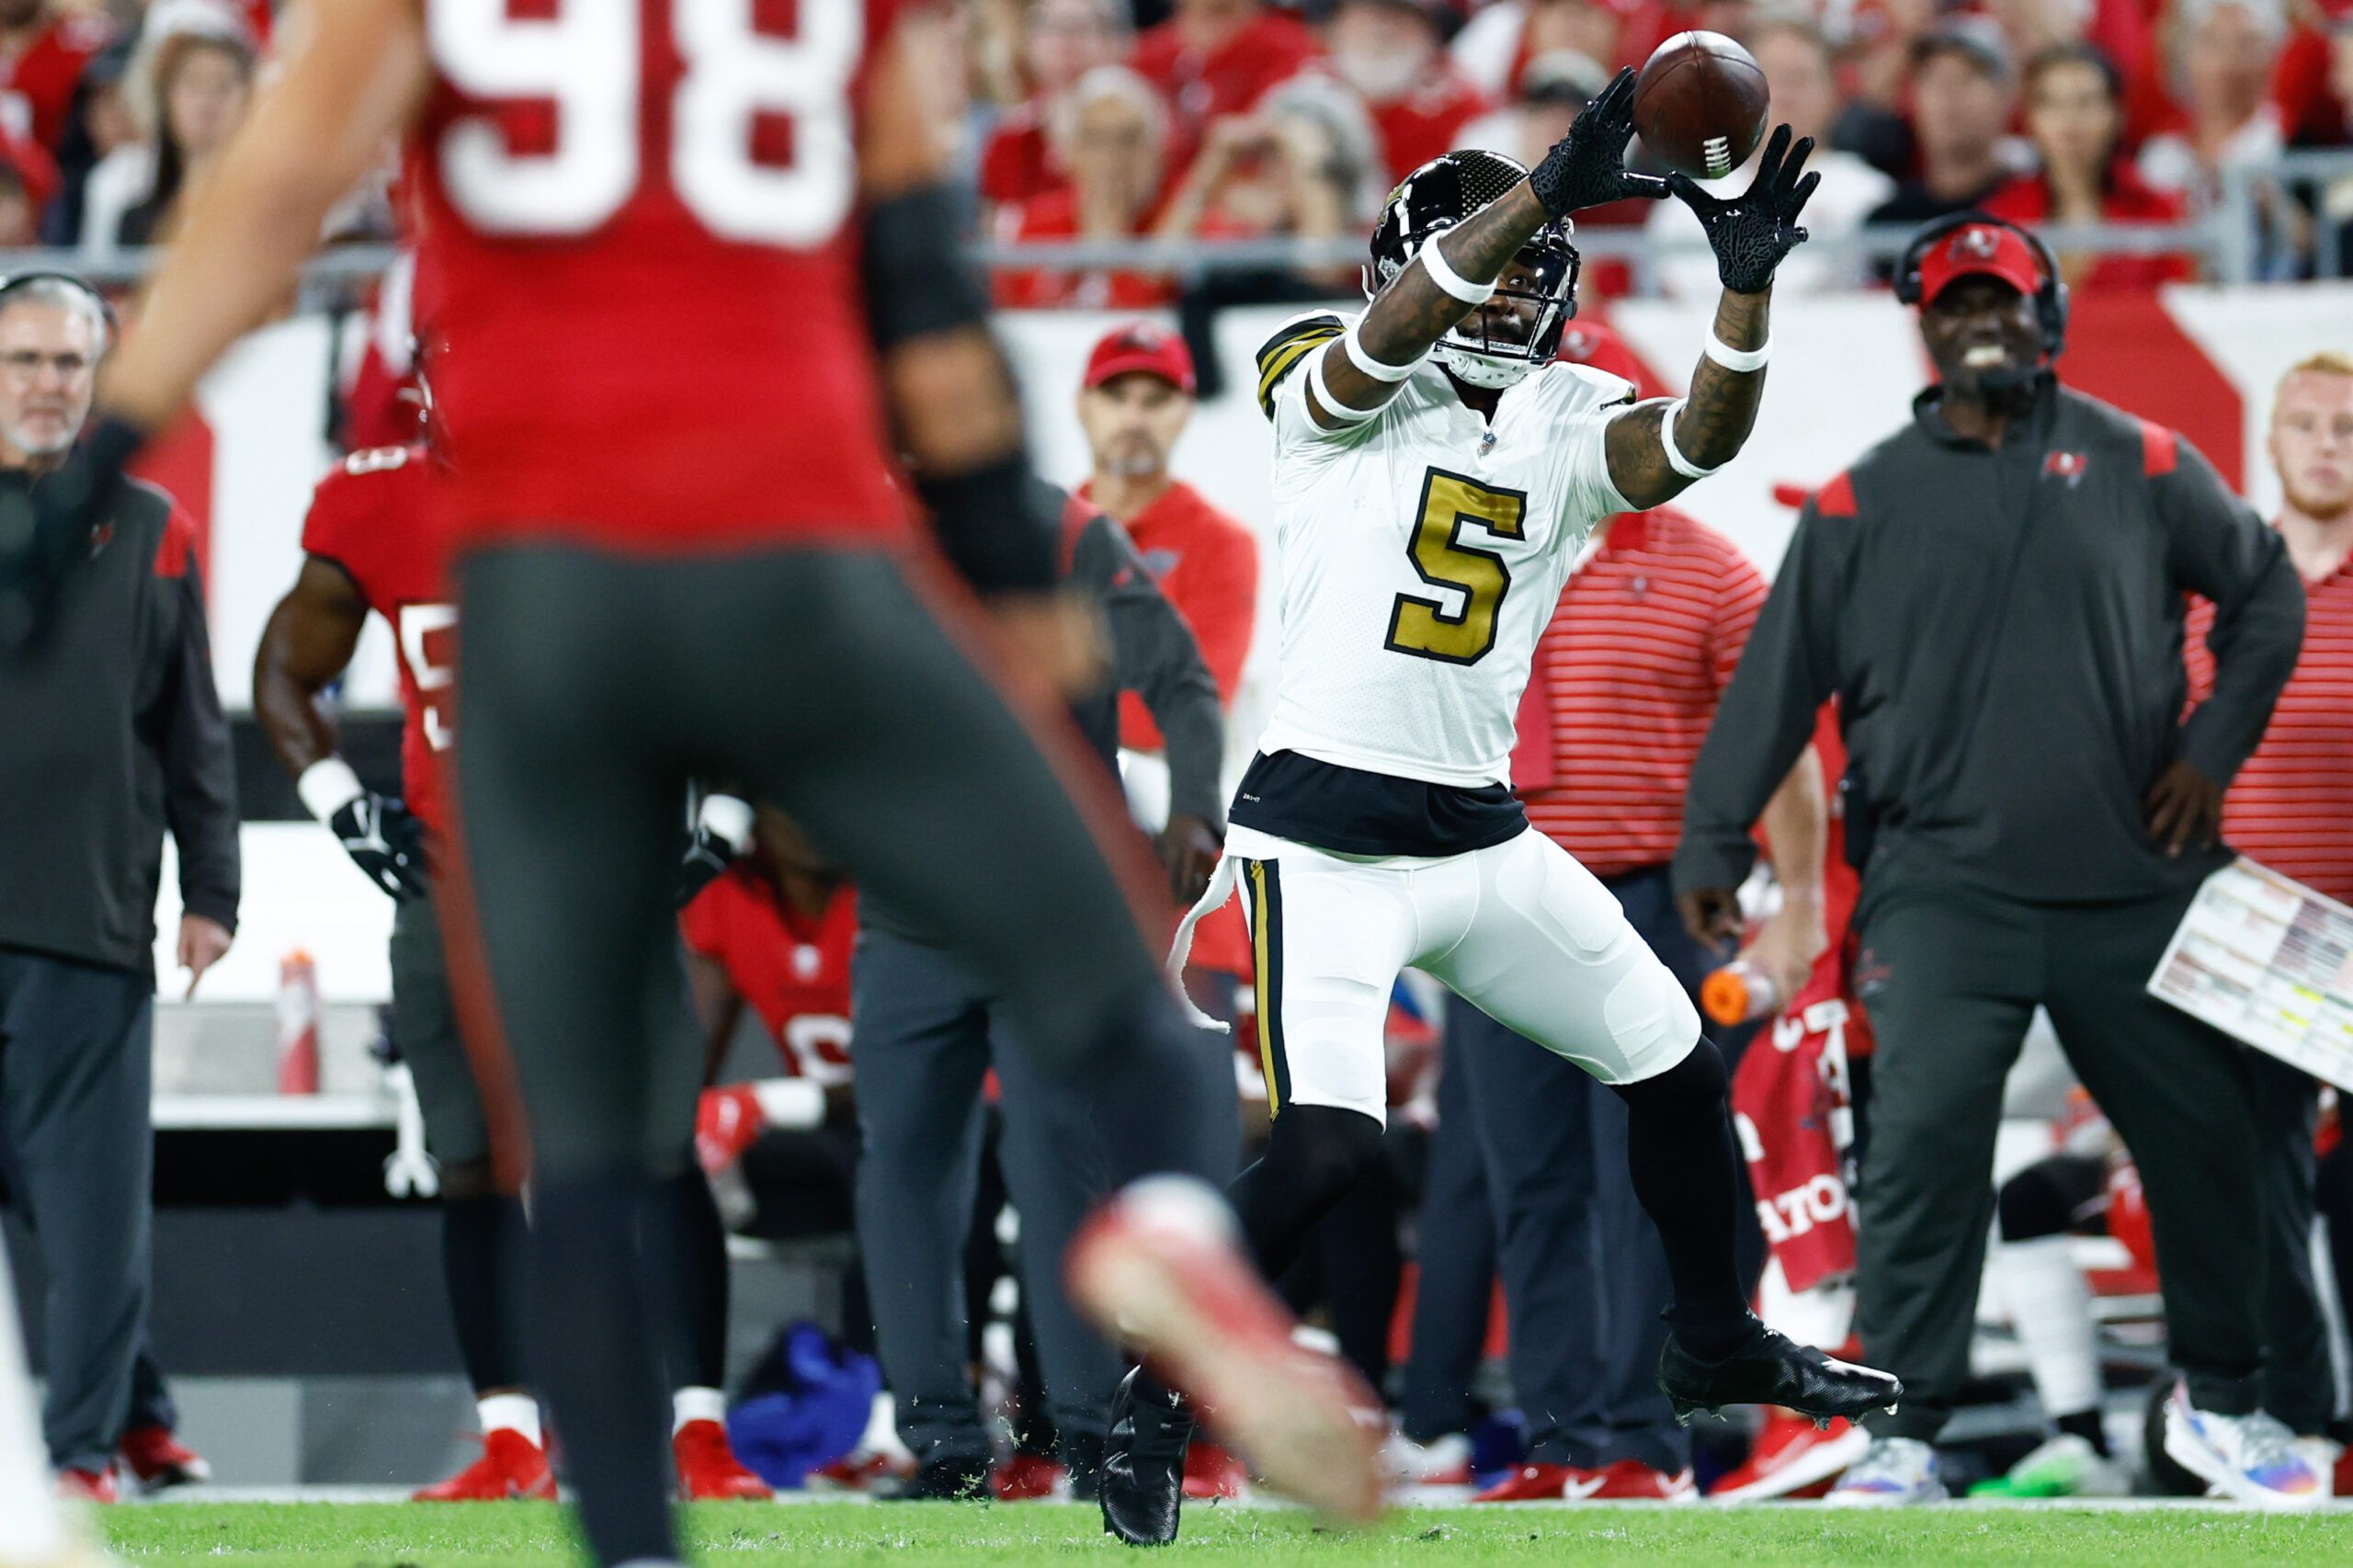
1658, 399, 1722, 480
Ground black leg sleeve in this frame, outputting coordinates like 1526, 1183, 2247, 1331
1608, 1039, 1755, 1359
442, 1191, 529, 1394
646, 1167, 731, 1393
1226, 1104, 1386, 1286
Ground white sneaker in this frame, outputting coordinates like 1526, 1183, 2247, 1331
2290, 1436, 2342, 1499
1382, 1429, 1472, 1486
2160, 1385, 2325, 1510
1966, 1434, 2131, 1498
1822, 1437, 1945, 1506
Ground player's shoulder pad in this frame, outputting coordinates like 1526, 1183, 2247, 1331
1536, 358, 1637, 413
1255, 311, 1349, 421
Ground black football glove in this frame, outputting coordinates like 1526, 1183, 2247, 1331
0, 412, 146, 651
332, 792, 429, 901
675, 793, 753, 908
1529, 67, 1670, 220
1667, 123, 1820, 296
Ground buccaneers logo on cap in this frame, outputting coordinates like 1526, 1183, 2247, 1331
1951, 226, 2002, 263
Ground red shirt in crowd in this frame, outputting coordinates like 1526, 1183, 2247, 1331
1078, 479, 1258, 751
680, 870, 858, 1085
2186, 553, 2353, 904
1367, 69, 1492, 184
1981, 162, 2196, 291
979, 102, 1059, 212
1130, 6, 1321, 166
992, 187, 1177, 309
0, 12, 109, 153
1515, 506, 1768, 878
298, 445, 453, 839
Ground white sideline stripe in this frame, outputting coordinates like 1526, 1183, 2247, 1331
131, 1485, 2351, 1512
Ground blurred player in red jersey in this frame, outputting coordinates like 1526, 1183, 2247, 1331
253, 416, 774, 1506
56, 0, 1377, 1556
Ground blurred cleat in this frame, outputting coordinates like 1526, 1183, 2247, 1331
1709, 1412, 1867, 1502
413, 1429, 556, 1502
990, 1450, 1065, 1502
53, 1470, 116, 1506
1822, 1437, 1945, 1506
1381, 1429, 1472, 1488
118, 1426, 210, 1492
1182, 1440, 1248, 1501
1475, 1460, 1695, 1502
673, 1418, 772, 1501
1967, 1433, 2131, 1499
2161, 1384, 2323, 1510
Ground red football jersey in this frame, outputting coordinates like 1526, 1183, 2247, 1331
679, 869, 857, 1085
0, 15, 111, 153
408, 0, 911, 551
299, 445, 455, 837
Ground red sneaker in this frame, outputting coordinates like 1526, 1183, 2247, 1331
1183, 1441, 1249, 1501
1065, 1178, 1382, 1525
674, 1418, 772, 1501
413, 1428, 557, 1502
810, 1451, 915, 1493
1586, 1460, 1697, 1501
1708, 1412, 1870, 1503
990, 1450, 1065, 1501
119, 1425, 211, 1491
57, 1468, 118, 1505
1474, 1463, 1601, 1502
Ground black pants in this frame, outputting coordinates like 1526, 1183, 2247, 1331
0, 948, 153, 1473
1852, 877, 2264, 1441
2249, 1054, 2334, 1437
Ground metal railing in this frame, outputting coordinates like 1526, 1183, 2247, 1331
17, 149, 2349, 298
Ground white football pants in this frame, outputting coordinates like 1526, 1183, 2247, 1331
1211, 822, 1700, 1124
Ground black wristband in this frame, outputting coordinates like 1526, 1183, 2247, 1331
915, 456, 1061, 593
864, 184, 991, 348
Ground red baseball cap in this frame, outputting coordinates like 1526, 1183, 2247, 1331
1083, 322, 1197, 393
1916, 222, 2044, 308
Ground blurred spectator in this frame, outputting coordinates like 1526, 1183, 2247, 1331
995, 65, 1176, 309
1324, 0, 1491, 182
1154, 77, 1374, 293
2139, 0, 2290, 200
2267, 6, 2347, 148
1460, 48, 1603, 165
1130, 0, 1321, 170
1984, 42, 2195, 289
1451, 0, 1625, 101
0, 156, 34, 244
0, 0, 109, 154
1986, 0, 2153, 94
1646, 17, 1891, 296
979, 0, 1132, 212
81, 6, 256, 259
1868, 17, 2022, 228
39, 35, 128, 245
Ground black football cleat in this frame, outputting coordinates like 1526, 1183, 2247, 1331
1099, 1367, 1195, 1546
1657, 1321, 1904, 1427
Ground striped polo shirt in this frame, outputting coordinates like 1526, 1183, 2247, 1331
2187, 551, 2353, 903
1517, 507, 1768, 879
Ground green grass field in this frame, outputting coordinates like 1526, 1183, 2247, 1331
91, 1502, 2353, 1567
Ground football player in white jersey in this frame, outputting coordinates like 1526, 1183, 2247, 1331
1102, 74, 1901, 1545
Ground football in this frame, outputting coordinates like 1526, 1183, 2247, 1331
1632, 30, 1771, 181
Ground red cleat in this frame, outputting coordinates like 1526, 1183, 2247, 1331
1473, 1460, 1695, 1503
810, 1451, 915, 1493
1708, 1412, 1869, 1503
56, 1467, 118, 1505
413, 1428, 557, 1502
119, 1425, 210, 1491
674, 1418, 772, 1501
1182, 1441, 1249, 1500
1065, 1177, 1382, 1525
990, 1449, 1065, 1501
2336, 1444, 2353, 1500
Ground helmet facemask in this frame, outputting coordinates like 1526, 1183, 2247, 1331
1366, 223, 1580, 391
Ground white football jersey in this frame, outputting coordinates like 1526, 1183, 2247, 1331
1249, 312, 1637, 790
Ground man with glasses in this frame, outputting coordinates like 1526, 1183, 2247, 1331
0, 273, 237, 1502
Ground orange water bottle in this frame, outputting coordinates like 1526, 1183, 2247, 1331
1700, 959, 1780, 1028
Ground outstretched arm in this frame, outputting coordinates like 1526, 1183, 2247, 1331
1309, 68, 1665, 428
1606, 126, 1818, 509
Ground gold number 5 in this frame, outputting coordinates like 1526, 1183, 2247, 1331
1383, 468, 1527, 665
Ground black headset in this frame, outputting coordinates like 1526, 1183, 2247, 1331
0, 270, 118, 337
1893, 210, 2068, 366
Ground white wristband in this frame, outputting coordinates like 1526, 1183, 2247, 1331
1659, 399, 1722, 480
697, 792, 755, 855
1306, 349, 1381, 426
297, 757, 367, 824
1704, 330, 1770, 373
1341, 321, 1420, 383
1415, 236, 1495, 305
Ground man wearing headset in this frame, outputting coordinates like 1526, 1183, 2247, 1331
1676, 215, 2313, 1506
0, 272, 235, 1501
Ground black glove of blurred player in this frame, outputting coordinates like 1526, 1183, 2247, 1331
1667, 124, 1820, 295
0, 412, 146, 650
1528, 67, 1669, 219
675, 793, 754, 909
332, 793, 429, 901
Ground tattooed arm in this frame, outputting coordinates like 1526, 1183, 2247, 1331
1605, 126, 1819, 508
1306, 69, 1664, 430
1607, 289, 1772, 508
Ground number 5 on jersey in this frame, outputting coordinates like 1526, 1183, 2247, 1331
1385, 470, 1526, 665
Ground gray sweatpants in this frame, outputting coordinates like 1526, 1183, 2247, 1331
0, 948, 153, 1473
850, 929, 1126, 1464
1853, 876, 2264, 1441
